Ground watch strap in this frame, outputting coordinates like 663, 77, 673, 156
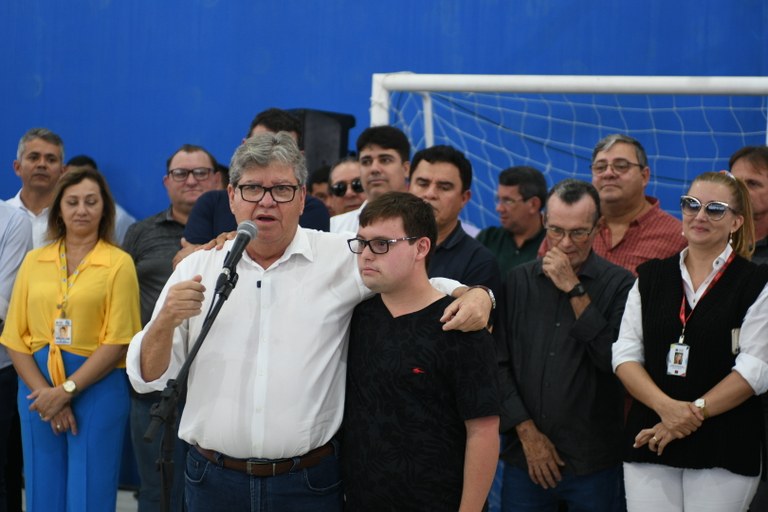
567, 283, 587, 298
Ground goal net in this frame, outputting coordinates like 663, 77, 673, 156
370, 73, 768, 230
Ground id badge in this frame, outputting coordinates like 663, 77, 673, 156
666, 343, 689, 377
54, 318, 72, 346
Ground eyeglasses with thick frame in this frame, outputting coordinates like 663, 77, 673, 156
347, 236, 419, 255
544, 225, 594, 243
590, 159, 644, 175
236, 183, 300, 203
167, 167, 214, 182
680, 195, 737, 221
330, 178, 364, 197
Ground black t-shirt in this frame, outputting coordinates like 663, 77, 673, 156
342, 295, 499, 511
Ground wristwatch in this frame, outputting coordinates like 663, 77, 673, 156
567, 282, 587, 298
62, 379, 78, 395
694, 398, 708, 419
469, 285, 496, 310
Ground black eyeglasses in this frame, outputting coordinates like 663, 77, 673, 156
545, 225, 594, 243
680, 195, 737, 221
590, 159, 643, 175
237, 184, 300, 203
330, 179, 364, 197
168, 167, 214, 182
347, 236, 418, 255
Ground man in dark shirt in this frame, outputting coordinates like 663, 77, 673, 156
495, 179, 633, 511
477, 166, 548, 276
183, 108, 329, 246
408, 145, 502, 299
730, 145, 768, 512
343, 192, 500, 511
730, 145, 768, 265
122, 143, 223, 511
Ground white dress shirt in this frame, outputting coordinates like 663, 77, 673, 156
612, 244, 768, 394
114, 203, 136, 245
7, 190, 49, 248
127, 228, 460, 459
0, 200, 33, 369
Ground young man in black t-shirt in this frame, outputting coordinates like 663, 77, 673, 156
343, 192, 500, 511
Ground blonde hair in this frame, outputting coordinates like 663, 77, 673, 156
690, 171, 754, 259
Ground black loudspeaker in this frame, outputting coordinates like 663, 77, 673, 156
288, 109, 356, 175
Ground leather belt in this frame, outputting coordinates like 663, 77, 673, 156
195, 441, 334, 477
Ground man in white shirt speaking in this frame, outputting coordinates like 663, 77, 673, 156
126, 132, 493, 512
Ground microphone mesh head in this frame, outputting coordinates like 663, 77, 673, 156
237, 220, 258, 239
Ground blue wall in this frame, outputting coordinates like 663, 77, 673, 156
1, 1, 766, 222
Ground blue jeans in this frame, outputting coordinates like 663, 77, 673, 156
130, 392, 188, 512
502, 465, 623, 512
184, 441, 343, 512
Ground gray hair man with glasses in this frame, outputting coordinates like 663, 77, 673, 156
496, 178, 634, 511
122, 143, 222, 512
125, 132, 495, 512
587, 133, 686, 274
477, 165, 548, 276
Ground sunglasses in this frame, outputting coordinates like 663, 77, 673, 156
680, 195, 737, 221
330, 179, 364, 197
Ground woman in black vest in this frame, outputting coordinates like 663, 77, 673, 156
612, 171, 768, 511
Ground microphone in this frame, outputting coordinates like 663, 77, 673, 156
220, 221, 258, 280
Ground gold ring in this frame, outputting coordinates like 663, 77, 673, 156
652, 436, 658, 442
56, 424, 62, 429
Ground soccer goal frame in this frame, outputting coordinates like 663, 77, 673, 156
369, 73, 768, 228
371, 73, 768, 145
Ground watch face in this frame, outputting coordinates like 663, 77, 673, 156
63, 380, 76, 393
694, 398, 705, 408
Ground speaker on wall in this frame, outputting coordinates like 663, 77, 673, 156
288, 109, 356, 176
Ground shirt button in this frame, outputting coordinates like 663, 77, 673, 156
555, 322, 561, 327
549, 352, 555, 356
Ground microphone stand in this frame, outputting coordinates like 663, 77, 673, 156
143, 268, 240, 512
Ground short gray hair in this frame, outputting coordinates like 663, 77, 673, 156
592, 133, 648, 168
17, 127, 65, 162
229, 131, 307, 186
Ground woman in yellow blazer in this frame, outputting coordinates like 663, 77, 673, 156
0, 167, 140, 512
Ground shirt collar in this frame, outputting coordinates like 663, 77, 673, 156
631, 196, 662, 226
9, 189, 49, 218
37, 238, 113, 266
243, 227, 315, 269
437, 222, 466, 250
678, 243, 733, 273
156, 206, 181, 225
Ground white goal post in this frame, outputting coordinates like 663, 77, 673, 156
369, 73, 768, 229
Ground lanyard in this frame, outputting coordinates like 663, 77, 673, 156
677, 251, 735, 343
57, 242, 90, 318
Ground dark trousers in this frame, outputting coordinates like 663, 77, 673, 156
0, 366, 22, 512
748, 394, 768, 511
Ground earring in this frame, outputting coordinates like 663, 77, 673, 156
729, 232, 734, 246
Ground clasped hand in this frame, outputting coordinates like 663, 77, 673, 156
28, 387, 77, 434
